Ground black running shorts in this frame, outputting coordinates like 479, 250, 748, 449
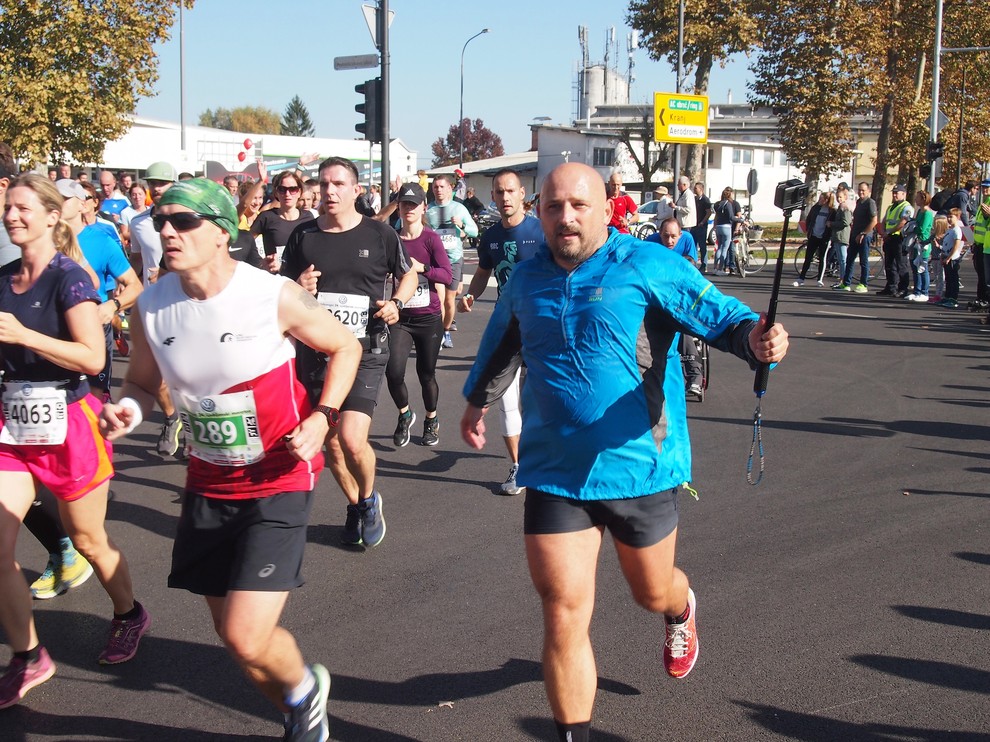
523, 488, 679, 548
341, 351, 387, 417
168, 489, 314, 596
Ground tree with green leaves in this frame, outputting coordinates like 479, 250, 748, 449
281, 95, 315, 137
199, 105, 280, 135
431, 118, 504, 167
748, 0, 874, 184
0, 0, 191, 167
626, 0, 759, 180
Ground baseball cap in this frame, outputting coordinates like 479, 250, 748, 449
892, 183, 907, 193
157, 178, 238, 242
396, 183, 426, 205
454, 168, 464, 177
55, 179, 87, 200
145, 161, 178, 183
981, 179, 990, 188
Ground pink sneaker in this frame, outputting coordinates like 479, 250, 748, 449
0, 647, 56, 708
99, 603, 151, 665
663, 589, 699, 679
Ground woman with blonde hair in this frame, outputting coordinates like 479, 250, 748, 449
0, 174, 148, 708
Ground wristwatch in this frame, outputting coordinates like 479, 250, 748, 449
390, 297, 404, 311
314, 405, 340, 428
112, 298, 122, 311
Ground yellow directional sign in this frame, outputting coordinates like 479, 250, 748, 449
654, 93, 709, 144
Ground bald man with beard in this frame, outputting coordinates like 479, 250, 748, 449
462, 162, 789, 741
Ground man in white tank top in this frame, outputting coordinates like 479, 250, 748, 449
99, 179, 362, 742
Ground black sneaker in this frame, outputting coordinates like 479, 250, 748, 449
392, 410, 415, 447
875, 289, 894, 296
284, 664, 331, 742
359, 492, 386, 548
341, 505, 362, 546
422, 417, 439, 446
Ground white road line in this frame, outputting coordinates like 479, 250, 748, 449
816, 310, 878, 319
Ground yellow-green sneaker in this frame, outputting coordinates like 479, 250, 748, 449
59, 545, 94, 591
30, 557, 65, 600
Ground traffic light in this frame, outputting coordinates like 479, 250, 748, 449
925, 139, 945, 162
919, 164, 931, 179
355, 78, 382, 142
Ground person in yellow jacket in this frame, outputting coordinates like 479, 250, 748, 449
877, 183, 914, 297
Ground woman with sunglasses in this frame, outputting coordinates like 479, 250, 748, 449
251, 171, 314, 273
0, 175, 148, 709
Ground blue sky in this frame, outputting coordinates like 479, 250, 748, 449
136, 0, 750, 167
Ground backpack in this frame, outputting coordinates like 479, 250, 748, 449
931, 189, 951, 213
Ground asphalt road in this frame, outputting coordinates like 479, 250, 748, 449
7, 257, 990, 741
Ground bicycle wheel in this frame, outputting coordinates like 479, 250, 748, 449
791, 242, 804, 276
633, 222, 657, 240
747, 242, 769, 273
869, 245, 885, 282
735, 237, 748, 278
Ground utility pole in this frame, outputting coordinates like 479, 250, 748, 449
378, 0, 390, 194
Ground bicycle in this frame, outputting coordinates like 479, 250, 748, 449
731, 216, 769, 277
793, 239, 884, 284
632, 221, 658, 240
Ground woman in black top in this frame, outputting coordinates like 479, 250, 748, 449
250, 170, 314, 273
713, 187, 743, 274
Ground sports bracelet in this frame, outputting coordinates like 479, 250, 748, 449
117, 396, 144, 433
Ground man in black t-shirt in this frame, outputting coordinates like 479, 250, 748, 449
840, 181, 878, 291
691, 181, 713, 273
281, 157, 418, 549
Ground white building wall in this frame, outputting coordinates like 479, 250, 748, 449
97, 117, 417, 184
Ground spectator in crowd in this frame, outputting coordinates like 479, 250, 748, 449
907, 190, 934, 302
713, 186, 742, 275
877, 184, 913, 297
605, 172, 637, 234
692, 181, 712, 273
795, 191, 835, 287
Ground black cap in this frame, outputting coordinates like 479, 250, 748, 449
397, 183, 426, 205
892, 183, 907, 193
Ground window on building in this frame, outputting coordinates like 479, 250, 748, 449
763, 150, 774, 166
779, 151, 790, 166
731, 148, 753, 165
707, 147, 722, 169
593, 148, 615, 167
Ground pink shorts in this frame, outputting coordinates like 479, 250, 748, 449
0, 394, 113, 501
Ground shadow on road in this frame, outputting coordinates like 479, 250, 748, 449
849, 655, 990, 694
735, 700, 989, 741
891, 605, 990, 631
955, 551, 990, 565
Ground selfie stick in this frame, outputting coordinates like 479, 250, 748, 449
748, 180, 807, 486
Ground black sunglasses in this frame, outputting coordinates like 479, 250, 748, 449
276, 185, 301, 194
152, 212, 223, 232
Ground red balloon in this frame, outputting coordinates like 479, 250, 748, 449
237, 151, 246, 162
243, 139, 253, 150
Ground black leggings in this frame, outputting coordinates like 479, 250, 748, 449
23, 489, 68, 554
385, 312, 443, 413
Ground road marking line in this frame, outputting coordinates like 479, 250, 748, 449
816, 310, 878, 319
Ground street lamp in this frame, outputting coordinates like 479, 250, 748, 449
459, 28, 490, 170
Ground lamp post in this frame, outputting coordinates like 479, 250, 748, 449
459, 28, 490, 170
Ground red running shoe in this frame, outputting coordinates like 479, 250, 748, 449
663, 588, 698, 679
114, 332, 129, 357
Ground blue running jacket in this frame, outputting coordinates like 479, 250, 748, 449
463, 229, 761, 501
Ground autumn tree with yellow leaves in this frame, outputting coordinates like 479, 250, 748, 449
0, 0, 190, 167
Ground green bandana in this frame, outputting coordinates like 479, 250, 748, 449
157, 178, 239, 243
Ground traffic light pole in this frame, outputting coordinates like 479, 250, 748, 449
378, 0, 389, 195
927, 0, 943, 194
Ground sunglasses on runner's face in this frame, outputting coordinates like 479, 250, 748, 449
276, 185, 301, 194
152, 212, 223, 232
